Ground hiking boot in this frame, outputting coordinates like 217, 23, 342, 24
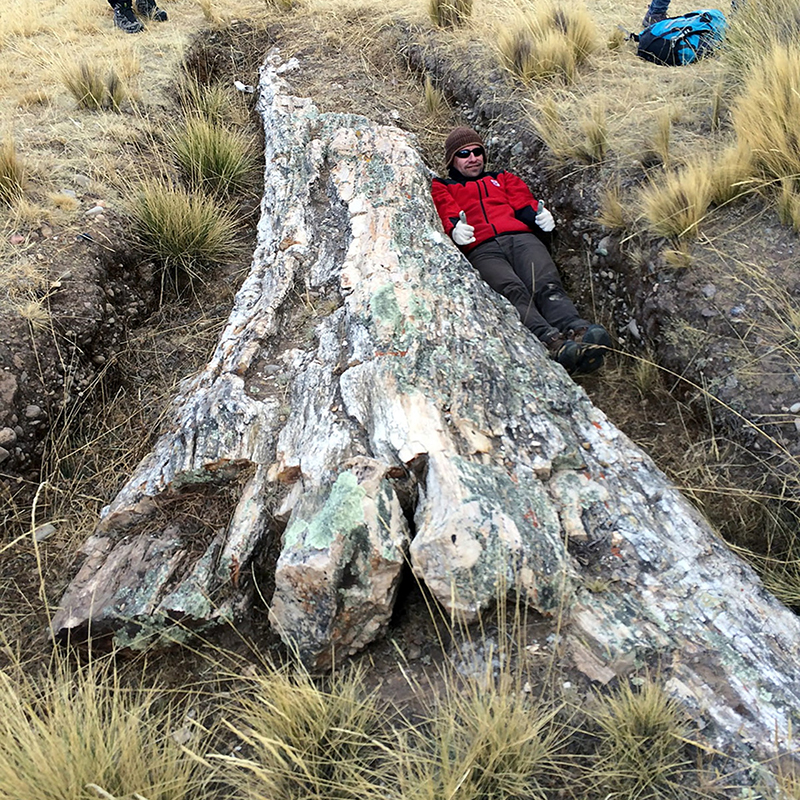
572, 324, 612, 374
136, 0, 167, 21
546, 334, 580, 374
642, 11, 666, 26
113, 2, 144, 32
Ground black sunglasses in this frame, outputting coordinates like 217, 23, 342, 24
455, 147, 485, 159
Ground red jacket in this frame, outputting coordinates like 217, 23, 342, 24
431, 169, 540, 253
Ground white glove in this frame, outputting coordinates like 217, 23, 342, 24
452, 211, 476, 245
535, 205, 555, 232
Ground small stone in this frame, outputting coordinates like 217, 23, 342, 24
40, 225, 53, 238
789, 402, 800, 414
0, 427, 16, 447
33, 522, 57, 542
9, 234, 24, 245
702, 284, 717, 298
25, 405, 43, 419
701, 307, 718, 318
85, 205, 105, 217
0, 447, 9, 464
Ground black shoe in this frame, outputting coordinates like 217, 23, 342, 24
136, 0, 167, 20
573, 324, 612, 374
546, 334, 580, 374
113, 2, 144, 32
642, 12, 666, 26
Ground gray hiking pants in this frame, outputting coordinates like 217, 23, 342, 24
467, 233, 589, 343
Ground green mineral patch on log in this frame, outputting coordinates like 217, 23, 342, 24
283, 471, 368, 551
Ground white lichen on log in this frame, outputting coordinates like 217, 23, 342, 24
52, 50, 800, 759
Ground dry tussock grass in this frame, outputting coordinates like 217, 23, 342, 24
722, 0, 800, 78
0, 140, 26, 206
0, 0, 267, 234
732, 44, 800, 182
0, 652, 207, 800
496, 3, 597, 84
640, 160, 714, 239
428, 0, 472, 28
590, 677, 691, 800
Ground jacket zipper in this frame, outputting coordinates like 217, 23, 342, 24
477, 179, 497, 236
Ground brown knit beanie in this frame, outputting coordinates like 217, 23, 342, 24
444, 126, 485, 166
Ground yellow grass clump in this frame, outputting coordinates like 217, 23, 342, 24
397, 683, 569, 800
591, 678, 690, 800
496, 3, 597, 84
61, 61, 127, 112
428, 0, 472, 29
573, 101, 608, 163
597, 181, 627, 230
640, 160, 714, 240
709, 144, 754, 205
732, 44, 800, 183
219, 664, 393, 800
778, 178, 800, 233
0, 140, 26, 205
723, 0, 800, 77
128, 180, 240, 277
0, 656, 206, 800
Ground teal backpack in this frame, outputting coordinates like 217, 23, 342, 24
635, 10, 728, 66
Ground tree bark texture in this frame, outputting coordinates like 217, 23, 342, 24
53, 49, 800, 760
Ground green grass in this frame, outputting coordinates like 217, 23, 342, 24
128, 180, 240, 279
172, 117, 256, 197
590, 677, 691, 800
218, 664, 393, 800
178, 77, 235, 124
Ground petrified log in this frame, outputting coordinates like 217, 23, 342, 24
54, 50, 800, 759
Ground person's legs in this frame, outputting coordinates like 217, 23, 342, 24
501, 234, 590, 335
506, 233, 612, 375
136, 0, 168, 21
468, 239, 560, 343
108, 0, 144, 33
642, 0, 671, 26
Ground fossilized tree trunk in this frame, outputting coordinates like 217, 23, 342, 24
53, 50, 800, 762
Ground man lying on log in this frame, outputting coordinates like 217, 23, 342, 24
431, 126, 611, 376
